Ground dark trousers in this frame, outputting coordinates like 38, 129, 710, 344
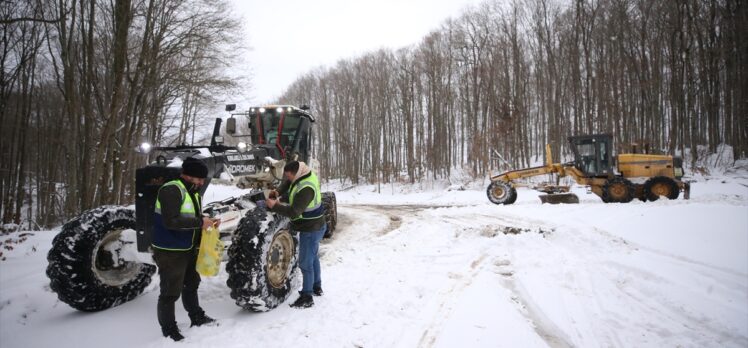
153, 248, 203, 331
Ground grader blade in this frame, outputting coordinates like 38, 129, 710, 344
539, 193, 579, 204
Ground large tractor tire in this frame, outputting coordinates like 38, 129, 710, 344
643, 176, 680, 201
602, 177, 635, 203
487, 181, 517, 205
46, 206, 156, 312
226, 207, 299, 312
322, 191, 337, 238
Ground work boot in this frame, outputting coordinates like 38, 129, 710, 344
189, 311, 216, 327
313, 286, 323, 297
290, 293, 314, 308
162, 325, 184, 341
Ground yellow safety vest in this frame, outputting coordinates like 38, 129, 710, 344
288, 172, 323, 221
152, 179, 201, 250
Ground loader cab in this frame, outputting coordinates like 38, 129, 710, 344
568, 134, 614, 177
247, 105, 314, 163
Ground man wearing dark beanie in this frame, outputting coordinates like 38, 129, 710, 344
151, 157, 220, 341
181, 157, 209, 179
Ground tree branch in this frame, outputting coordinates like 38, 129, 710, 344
0, 16, 62, 25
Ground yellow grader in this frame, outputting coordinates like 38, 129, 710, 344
487, 134, 691, 204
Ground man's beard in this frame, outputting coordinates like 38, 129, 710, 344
188, 183, 201, 193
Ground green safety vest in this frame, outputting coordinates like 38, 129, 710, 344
288, 172, 323, 221
152, 179, 201, 251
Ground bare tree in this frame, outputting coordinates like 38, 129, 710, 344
1, 0, 245, 227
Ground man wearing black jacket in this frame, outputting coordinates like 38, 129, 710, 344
151, 157, 220, 341
267, 160, 326, 308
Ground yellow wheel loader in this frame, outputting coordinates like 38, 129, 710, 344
487, 134, 690, 205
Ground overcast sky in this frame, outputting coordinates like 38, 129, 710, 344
230, 0, 486, 106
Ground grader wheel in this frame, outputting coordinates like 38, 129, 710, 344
602, 177, 634, 203
643, 176, 680, 201
487, 181, 517, 205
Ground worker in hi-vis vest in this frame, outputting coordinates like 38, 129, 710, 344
267, 160, 326, 308
152, 157, 220, 341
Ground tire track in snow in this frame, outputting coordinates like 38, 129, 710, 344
495, 260, 574, 348
349, 204, 573, 348
416, 252, 489, 348
332, 203, 747, 347
537, 221, 748, 347
322, 204, 477, 347
430, 210, 575, 348
420, 205, 748, 347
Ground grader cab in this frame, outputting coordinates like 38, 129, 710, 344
487, 134, 690, 205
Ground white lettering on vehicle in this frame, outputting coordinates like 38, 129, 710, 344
226, 154, 254, 161
227, 164, 254, 174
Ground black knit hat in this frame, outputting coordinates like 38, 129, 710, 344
182, 157, 208, 178
283, 161, 300, 174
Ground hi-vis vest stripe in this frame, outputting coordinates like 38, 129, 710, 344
288, 172, 324, 221
152, 180, 200, 251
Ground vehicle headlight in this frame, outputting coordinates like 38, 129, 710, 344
137, 142, 152, 154
237, 142, 247, 153
276, 107, 283, 113
259, 107, 266, 113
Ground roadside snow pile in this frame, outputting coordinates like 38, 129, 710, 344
680, 143, 744, 178
326, 166, 489, 195
725, 159, 748, 179
0, 232, 36, 261
1, 223, 20, 233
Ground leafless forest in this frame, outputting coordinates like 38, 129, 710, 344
2, 0, 746, 227
1, 0, 244, 226
279, 0, 746, 185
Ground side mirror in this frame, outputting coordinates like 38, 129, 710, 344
225, 104, 236, 112
226, 117, 236, 135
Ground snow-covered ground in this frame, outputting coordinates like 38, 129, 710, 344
1, 173, 747, 347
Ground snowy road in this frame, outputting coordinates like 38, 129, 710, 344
1, 178, 747, 347
333, 202, 747, 348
